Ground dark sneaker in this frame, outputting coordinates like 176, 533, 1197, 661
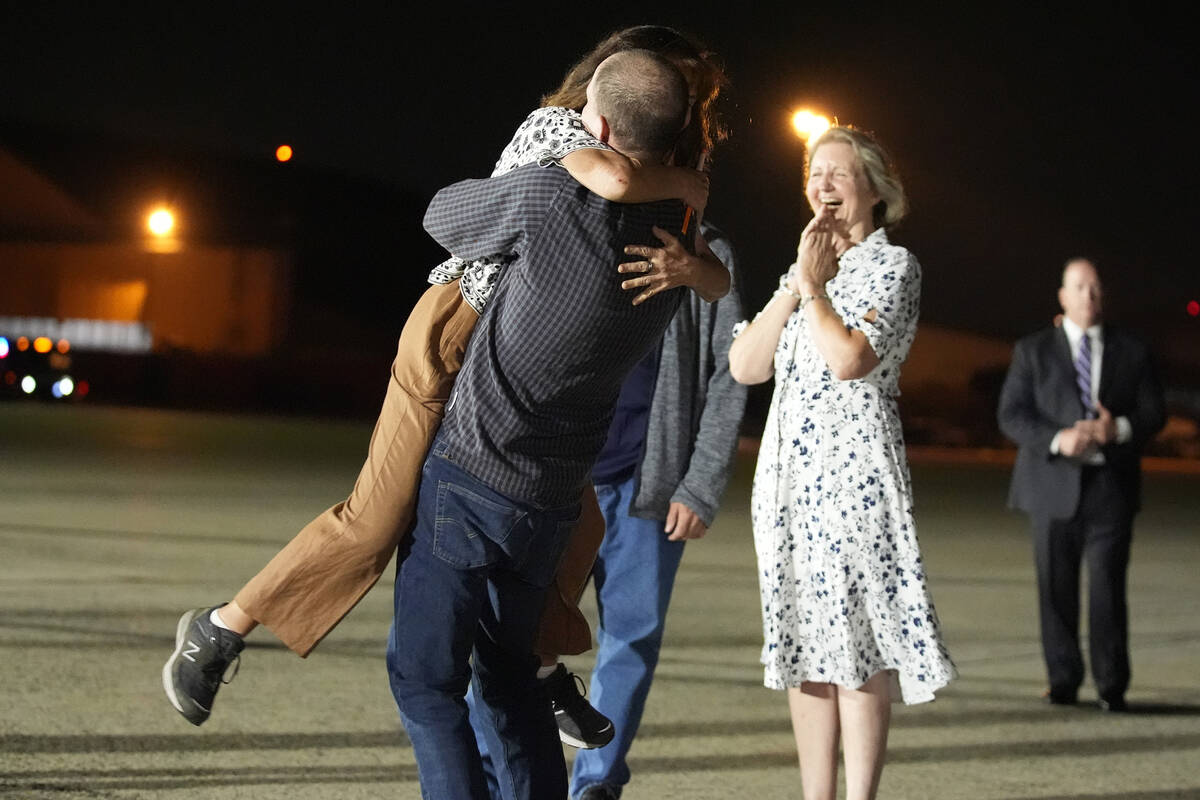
162, 606, 244, 725
577, 785, 620, 800
541, 663, 614, 749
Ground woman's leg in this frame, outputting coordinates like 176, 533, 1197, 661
837, 671, 892, 800
215, 600, 256, 635
232, 281, 478, 655
529, 485, 615, 750
788, 684, 840, 800
533, 483, 605, 659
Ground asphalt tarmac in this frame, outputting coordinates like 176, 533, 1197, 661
2, 404, 1198, 799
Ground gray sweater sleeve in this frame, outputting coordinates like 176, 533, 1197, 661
670, 233, 748, 525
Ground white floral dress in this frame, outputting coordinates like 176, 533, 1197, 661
749, 228, 956, 704
426, 106, 611, 313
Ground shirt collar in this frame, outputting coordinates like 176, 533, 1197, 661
842, 227, 889, 260
1061, 316, 1102, 346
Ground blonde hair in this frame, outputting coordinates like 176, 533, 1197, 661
807, 125, 908, 228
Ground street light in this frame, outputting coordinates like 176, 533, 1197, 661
147, 207, 175, 237
144, 205, 180, 254
142, 204, 181, 338
791, 109, 832, 147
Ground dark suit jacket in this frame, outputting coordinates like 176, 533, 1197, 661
997, 324, 1166, 520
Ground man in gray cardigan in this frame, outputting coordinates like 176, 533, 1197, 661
568, 222, 747, 800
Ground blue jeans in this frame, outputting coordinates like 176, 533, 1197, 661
570, 475, 686, 799
386, 439, 579, 800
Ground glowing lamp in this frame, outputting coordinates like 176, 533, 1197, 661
33, 336, 53, 354
276, 144, 293, 162
0, 336, 8, 358
56, 339, 70, 354
791, 109, 832, 146
148, 208, 175, 237
1188, 300, 1199, 317
20, 375, 36, 394
17, 336, 29, 351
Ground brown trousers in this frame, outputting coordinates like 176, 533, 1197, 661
234, 281, 603, 657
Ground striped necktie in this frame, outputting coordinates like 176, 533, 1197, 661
1075, 331, 1096, 419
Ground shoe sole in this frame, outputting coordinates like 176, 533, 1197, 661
556, 723, 614, 750
162, 608, 207, 725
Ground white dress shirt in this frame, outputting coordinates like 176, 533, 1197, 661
1050, 317, 1132, 462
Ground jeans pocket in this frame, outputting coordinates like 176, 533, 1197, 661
432, 479, 525, 569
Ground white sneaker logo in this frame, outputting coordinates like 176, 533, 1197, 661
182, 640, 201, 663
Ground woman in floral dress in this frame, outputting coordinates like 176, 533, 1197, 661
729, 125, 955, 800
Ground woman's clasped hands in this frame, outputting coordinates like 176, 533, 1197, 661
789, 204, 845, 296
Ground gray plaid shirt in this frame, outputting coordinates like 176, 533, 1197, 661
423, 163, 686, 507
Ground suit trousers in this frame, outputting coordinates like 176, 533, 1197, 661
1032, 465, 1133, 701
234, 280, 602, 657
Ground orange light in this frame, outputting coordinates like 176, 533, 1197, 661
275, 144, 293, 162
56, 339, 70, 353
76, 380, 90, 398
16, 336, 30, 351
33, 336, 53, 354
148, 207, 175, 237
791, 109, 832, 146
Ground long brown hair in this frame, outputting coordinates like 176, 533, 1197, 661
540, 25, 728, 168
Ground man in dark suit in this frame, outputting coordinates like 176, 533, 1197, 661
998, 258, 1165, 711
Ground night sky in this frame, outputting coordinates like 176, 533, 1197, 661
2, 3, 1197, 360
